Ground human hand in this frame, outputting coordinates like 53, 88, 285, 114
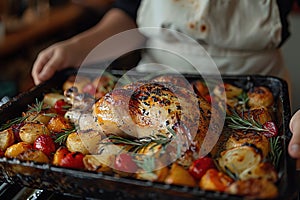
289, 109, 300, 169
32, 40, 84, 85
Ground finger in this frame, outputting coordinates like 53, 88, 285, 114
289, 110, 300, 159
37, 53, 64, 83
32, 51, 53, 85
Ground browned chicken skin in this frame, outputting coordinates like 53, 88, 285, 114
93, 77, 224, 159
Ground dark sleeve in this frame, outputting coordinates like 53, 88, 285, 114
113, 0, 142, 21
276, 0, 294, 46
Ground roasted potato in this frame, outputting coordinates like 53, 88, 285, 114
43, 93, 66, 107
25, 112, 52, 125
0, 128, 15, 151
5, 142, 32, 158
47, 115, 72, 133
17, 149, 49, 163
225, 131, 270, 158
226, 178, 278, 199
52, 147, 69, 166
243, 107, 273, 125
164, 163, 197, 187
83, 155, 112, 173
247, 86, 274, 108
66, 130, 102, 155
213, 83, 243, 99
239, 162, 278, 182
199, 169, 233, 192
218, 145, 262, 176
19, 122, 50, 144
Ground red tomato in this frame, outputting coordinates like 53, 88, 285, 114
54, 99, 70, 115
262, 121, 278, 137
0, 149, 4, 157
11, 122, 25, 142
33, 135, 56, 157
114, 153, 138, 173
189, 156, 216, 180
60, 152, 85, 169
82, 83, 97, 95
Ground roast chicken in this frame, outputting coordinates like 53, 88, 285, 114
93, 76, 224, 159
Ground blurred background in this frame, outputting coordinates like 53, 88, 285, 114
0, 0, 300, 113
0, 0, 113, 98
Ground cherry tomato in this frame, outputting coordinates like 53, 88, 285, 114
0, 150, 4, 157
60, 152, 85, 169
114, 153, 138, 173
54, 99, 70, 115
262, 121, 278, 138
11, 122, 25, 142
33, 135, 56, 157
189, 156, 216, 180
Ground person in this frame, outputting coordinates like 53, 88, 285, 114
289, 110, 300, 168
32, 0, 295, 84
31, 0, 299, 165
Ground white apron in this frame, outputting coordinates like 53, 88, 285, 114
135, 0, 290, 82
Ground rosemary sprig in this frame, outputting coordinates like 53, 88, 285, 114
226, 110, 268, 132
0, 99, 51, 131
106, 135, 142, 146
27, 98, 49, 113
54, 127, 77, 145
237, 92, 249, 109
106, 133, 172, 153
0, 115, 28, 131
268, 136, 283, 170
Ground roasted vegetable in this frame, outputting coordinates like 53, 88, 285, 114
19, 122, 50, 144
0, 128, 15, 151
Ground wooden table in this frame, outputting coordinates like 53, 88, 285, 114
0, 3, 86, 58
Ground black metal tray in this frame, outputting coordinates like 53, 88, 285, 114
0, 69, 297, 200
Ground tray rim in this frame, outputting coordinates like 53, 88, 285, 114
0, 69, 297, 199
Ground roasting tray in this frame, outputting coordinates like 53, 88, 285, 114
0, 69, 297, 200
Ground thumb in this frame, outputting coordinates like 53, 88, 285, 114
289, 110, 300, 159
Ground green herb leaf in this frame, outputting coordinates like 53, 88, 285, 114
54, 127, 77, 145
226, 110, 268, 132
267, 136, 283, 170
0, 115, 28, 131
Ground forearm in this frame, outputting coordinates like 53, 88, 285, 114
68, 8, 139, 59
